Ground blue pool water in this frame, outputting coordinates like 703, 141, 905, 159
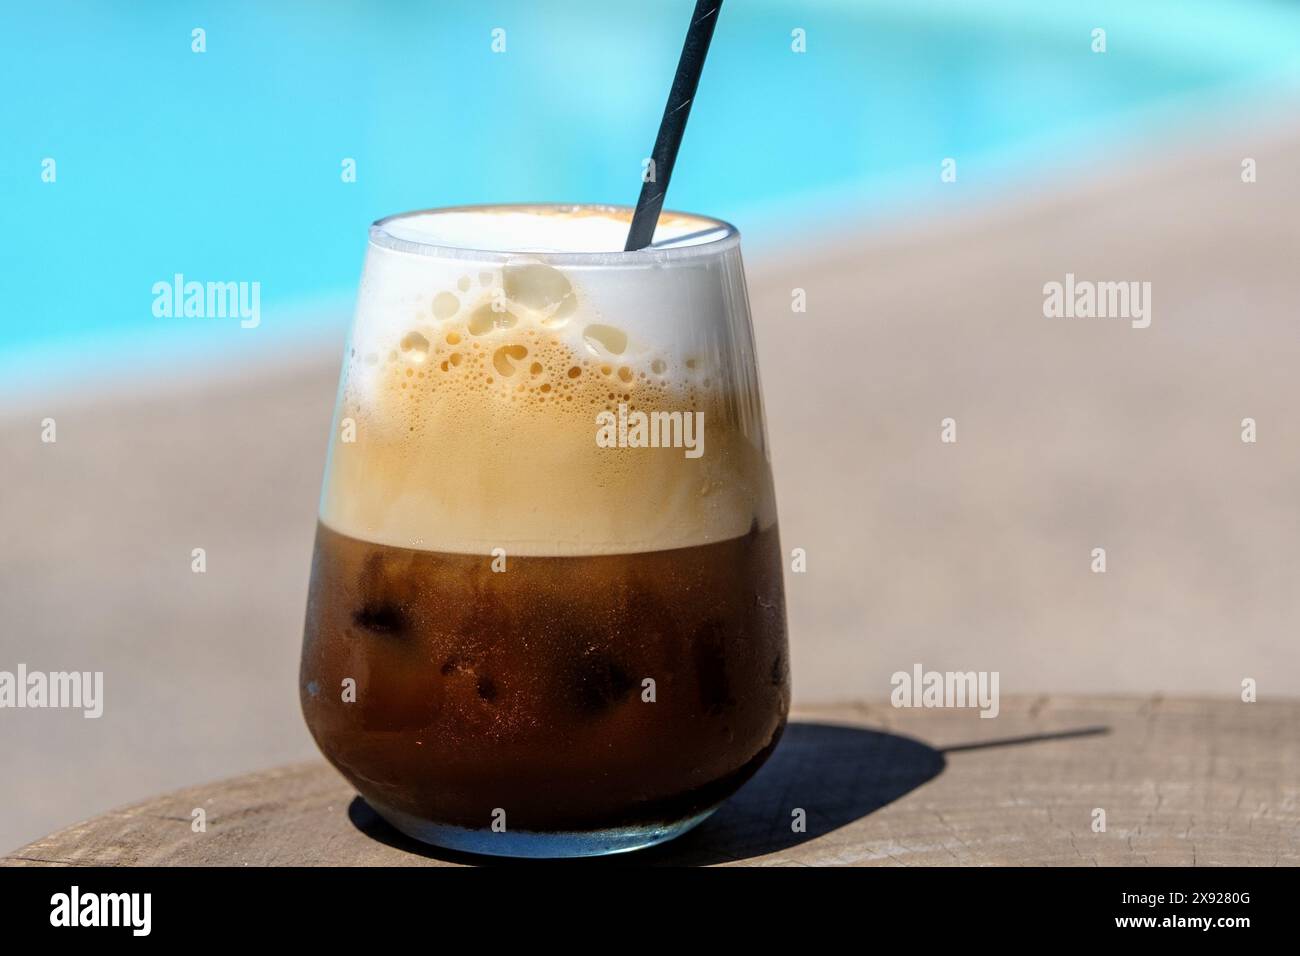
2, 0, 1299, 387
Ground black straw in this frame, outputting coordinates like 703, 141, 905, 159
624, 0, 724, 251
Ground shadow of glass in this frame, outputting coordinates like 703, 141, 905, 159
347, 721, 945, 866
641, 721, 944, 865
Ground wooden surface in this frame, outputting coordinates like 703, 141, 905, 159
6, 696, 1296, 866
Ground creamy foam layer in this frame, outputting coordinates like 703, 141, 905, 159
320, 206, 773, 556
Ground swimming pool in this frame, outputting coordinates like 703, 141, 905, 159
3, 0, 1298, 389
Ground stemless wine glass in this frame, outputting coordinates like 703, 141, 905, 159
300, 204, 789, 858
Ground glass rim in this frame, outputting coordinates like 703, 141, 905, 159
369, 203, 741, 266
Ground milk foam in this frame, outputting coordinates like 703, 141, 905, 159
320, 206, 774, 556
380, 205, 733, 254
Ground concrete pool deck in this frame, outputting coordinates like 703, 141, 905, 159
3, 112, 1299, 854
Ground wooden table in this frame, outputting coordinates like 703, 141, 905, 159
6, 696, 1296, 866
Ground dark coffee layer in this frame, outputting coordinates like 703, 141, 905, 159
300, 522, 789, 832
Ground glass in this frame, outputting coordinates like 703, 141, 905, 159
299, 204, 789, 858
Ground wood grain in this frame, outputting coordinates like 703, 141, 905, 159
5, 696, 1296, 866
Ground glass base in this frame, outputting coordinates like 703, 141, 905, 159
370, 800, 718, 859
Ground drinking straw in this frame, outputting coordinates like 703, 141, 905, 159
624, 0, 725, 251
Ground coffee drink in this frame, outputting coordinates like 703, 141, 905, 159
300, 205, 789, 856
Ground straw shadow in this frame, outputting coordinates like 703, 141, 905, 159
939, 726, 1109, 754
347, 721, 946, 865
